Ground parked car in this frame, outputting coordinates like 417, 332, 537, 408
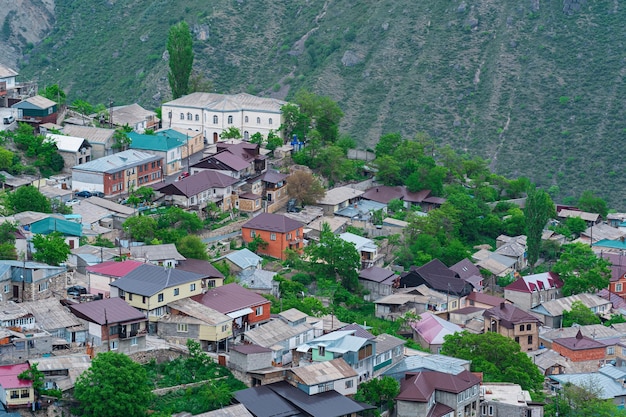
75, 191, 92, 198
65, 198, 80, 206
92, 191, 105, 198
177, 171, 190, 181
67, 285, 87, 297
3, 115, 14, 125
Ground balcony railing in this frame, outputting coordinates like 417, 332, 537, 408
119, 328, 147, 339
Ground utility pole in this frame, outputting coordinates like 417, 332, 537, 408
108, 99, 113, 129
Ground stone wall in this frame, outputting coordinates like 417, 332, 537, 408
128, 346, 188, 365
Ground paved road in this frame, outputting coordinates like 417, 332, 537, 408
202, 231, 241, 243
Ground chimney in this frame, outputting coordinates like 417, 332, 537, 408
376, 188, 379, 192
500, 302, 506, 310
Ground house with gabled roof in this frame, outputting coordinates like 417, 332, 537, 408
494, 235, 527, 270
0, 260, 67, 303
287, 358, 358, 396
410, 312, 463, 353
192, 283, 271, 335
109, 103, 159, 133
29, 354, 91, 393
129, 129, 203, 175
242, 213, 304, 260
395, 370, 481, 417
0, 63, 18, 107
530, 293, 612, 328
130, 243, 185, 267
316, 186, 364, 216
259, 169, 289, 211
158, 297, 232, 352
339, 232, 381, 269
62, 124, 116, 159
71, 149, 162, 196
551, 330, 610, 370
243, 308, 316, 366
192, 141, 267, 179
46, 133, 92, 170
358, 266, 396, 300
176, 258, 225, 289
557, 208, 601, 225
29, 216, 82, 250
153, 169, 238, 211
109, 263, 205, 330
449, 258, 483, 292
12, 95, 57, 124
484, 302, 542, 351
69, 297, 148, 354
373, 333, 405, 375
473, 249, 517, 277
86, 260, 142, 298
383, 353, 471, 381
373, 291, 430, 320
20, 298, 87, 345
0, 363, 34, 409
550, 364, 626, 409
504, 272, 563, 310
599, 252, 626, 299
466, 292, 508, 309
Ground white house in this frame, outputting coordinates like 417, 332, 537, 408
161, 92, 287, 144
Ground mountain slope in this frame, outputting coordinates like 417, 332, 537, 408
14, 0, 626, 208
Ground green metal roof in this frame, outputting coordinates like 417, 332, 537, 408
592, 239, 626, 250
128, 129, 189, 152
30, 217, 82, 237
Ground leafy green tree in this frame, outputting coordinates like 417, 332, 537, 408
18, 362, 45, 394
578, 190, 609, 218
445, 191, 488, 243
176, 235, 208, 260
441, 331, 544, 399
553, 243, 611, 296
565, 216, 587, 236
131, 186, 155, 203
266, 131, 283, 151
93, 235, 116, 248
219, 127, 242, 140
71, 99, 95, 116
387, 198, 404, 213
279, 103, 310, 141
562, 300, 601, 327
502, 207, 526, 236
305, 223, 361, 290
167, 21, 194, 99
286, 170, 325, 206
112, 129, 131, 151
0, 222, 17, 260
249, 132, 264, 145
354, 376, 400, 415
545, 379, 626, 417
41, 84, 66, 105
6, 186, 51, 214
74, 351, 153, 417
505, 177, 531, 199
247, 235, 268, 253
0, 148, 14, 170
375, 133, 403, 157
32, 232, 71, 265
604, 314, 626, 327
525, 187, 556, 271
294, 90, 343, 143
374, 155, 402, 185
123, 216, 157, 242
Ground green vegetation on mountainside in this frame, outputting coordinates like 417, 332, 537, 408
17, 0, 626, 207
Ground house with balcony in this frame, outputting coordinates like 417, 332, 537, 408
62, 125, 117, 159
191, 283, 271, 336
293, 328, 377, 382
504, 272, 563, 311
395, 369, 481, 417
242, 213, 304, 260
12, 95, 58, 124
45, 133, 92, 171
109, 103, 159, 133
243, 308, 316, 366
259, 169, 289, 211
191, 142, 266, 179
339, 232, 382, 269
483, 302, 542, 351
161, 92, 286, 144
71, 149, 162, 196
109, 263, 205, 331
157, 297, 232, 352
69, 297, 148, 354
0, 363, 34, 409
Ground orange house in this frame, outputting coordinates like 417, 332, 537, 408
241, 213, 304, 260
552, 330, 607, 363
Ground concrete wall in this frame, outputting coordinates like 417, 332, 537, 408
228, 350, 273, 372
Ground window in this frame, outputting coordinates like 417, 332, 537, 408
270, 233, 276, 241
221, 324, 228, 332
228, 115, 233, 124
318, 346, 326, 356
244, 116, 249, 123
190, 283, 196, 291
255, 306, 263, 316
608, 346, 615, 355
213, 115, 218, 124
180, 113, 184, 120
38, 282, 48, 292
3, 284, 8, 293
519, 324, 524, 331
142, 296, 147, 304
158, 293, 164, 302
296, 229, 300, 237
617, 283, 623, 292
269, 118, 273, 125
109, 325, 120, 336
526, 324, 532, 330
318, 382, 333, 392
250, 230, 256, 238
20, 389, 29, 398
10, 391, 18, 399
187, 113, 192, 120
128, 293, 133, 301
195, 114, 199, 121
451, 300, 457, 309
256, 117, 261, 124
177, 323, 188, 333
131, 337, 138, 346
489, 405, 494, 416
515, 337, 520, 343
173, 288, 180, 296
527, 335, 533, 345
208, 280, 216, 288
345, 380, 353, 389
110, 341, 118, 350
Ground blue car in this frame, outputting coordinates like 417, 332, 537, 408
75, 191, 92, 198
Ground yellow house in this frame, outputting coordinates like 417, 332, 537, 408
158, 298, 232, 352
109, 264, 204, 323
0, 363, 34, 409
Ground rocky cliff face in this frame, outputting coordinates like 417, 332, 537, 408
0, 0, 55, 69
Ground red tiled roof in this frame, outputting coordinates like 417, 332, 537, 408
0, 363, 31, 389
191, 283, 269, 314
86, 260, 143, 277
242, 213, 303, 233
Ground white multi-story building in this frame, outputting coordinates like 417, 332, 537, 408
161, 92, 287, 144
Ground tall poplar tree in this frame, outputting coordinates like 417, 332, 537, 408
167, 21, 194, 99
525, 186, 556, 271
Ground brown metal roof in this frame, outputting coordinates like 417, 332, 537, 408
553, 330, 607, 351
483, 303, 542, 329
176, 259, 224, 279
153, 169, 238, 197
359, 266, 395, 283
397, 370, 480, 402
69, 297, 146, 325
242, 213, 303, 233
191, 283, 270, 314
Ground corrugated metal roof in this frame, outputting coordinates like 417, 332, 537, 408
69, 297, 146, 325
550, 371, 625, 399
72, 149, 160, 173
20, 298, 82, 331
191, 283, 269, 314
245, 318, 312, 348
62, 125, 115, 144
110, 103, 157, 126
374, 333, 406, 353
165, 92, 286, 112
109, 264, 204, 296
0, 63, 18, 78
317, 186, 363, 206
531, 293, 611, 317
46, 133, 89, 153
167, 298, 231, 325
383, 354, 470, 379
243, 213, 303, 234
224, 249, 262, 269
290, 358, 357, 385
30, 217, 82, 237
128, 129, 187, 152
13, 95, 56, 110
130, 244, 185, 262
192, 403, 254, 417
86, 260, 143, 277
411, 312, 463, 345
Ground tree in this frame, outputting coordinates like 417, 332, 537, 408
565, 216, 587, 236
167, 21, 194, 99
32, 232, 71, 265
354, 376, 400, 415
219, 127, 242, 140
176, 235, 208, 260
249, 132, 264, 145
562, 300, 601, 327
553, 243, 611, 296
266, 131, 283, 151
6, 185, 51, 214
578, 190, 609, 218
375, 133, 403, 157
0, 148, 14, 170
112, 129, 131, 150
41, 84, 66, 105
305, 223, 361, 290
374, 155, 402, 185
545, 379, 626, 417
18, 363, 45, 394
247, 235, 268, 253
441, 331, 544, 398
74, 351, 153, 417
525, 187, 555, 271
279, 103, 310, 141
294, 90, 343, 143
123, 216, 157, 242
286, 170, 325, 206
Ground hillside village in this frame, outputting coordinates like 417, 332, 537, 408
0, 63, 625, 417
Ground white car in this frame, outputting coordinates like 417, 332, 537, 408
65, 198, 80, 206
